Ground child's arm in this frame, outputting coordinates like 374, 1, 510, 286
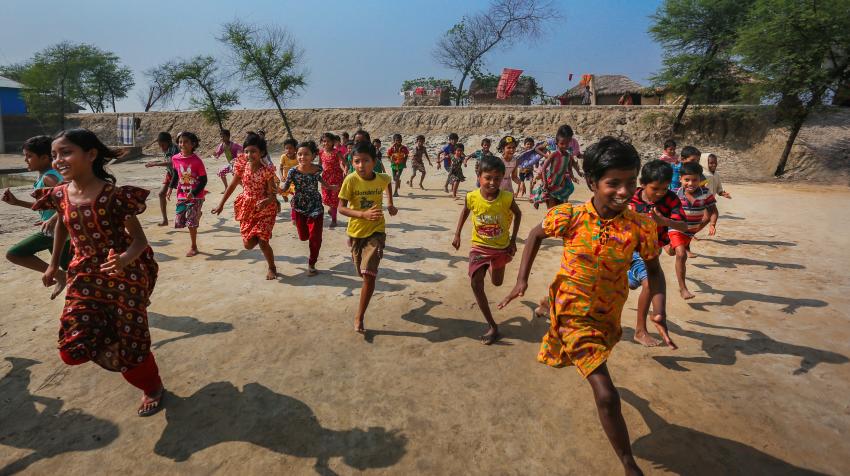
338, 154, 348, 174
386, 183, 398, 216
650, 209, 689, 233
508, 198, 522, 255
705, 204, 719, 235
498, 223, 547, 308
100, 215, 150, 275
569, 156, 583, 181
534, 143, 550, 159
511, 164, 520, 185
42, 217, 69, 287
2, 189, 34, 209
258, 174, 280, 210
451, 202, 470, 250
145, 159, 171, 168
338, 199, 382, 221
425, 149, 432, 166
211, 175, 242, 215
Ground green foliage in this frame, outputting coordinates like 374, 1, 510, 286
401, 77, 453, 92
78, 51, 135, 113
140, 60, 181, 112
173, 56, 239, 130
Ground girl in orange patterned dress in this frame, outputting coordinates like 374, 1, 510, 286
35, 129, 164, 417
500, 137, 665, 475
212, 133, 280, 280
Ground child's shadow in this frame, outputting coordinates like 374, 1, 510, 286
153, 381, 407, 475
652, 320, 848, 375
148, 312, 234, 349
620, 388, 827, 475
382, 245, 466, 268
686, 276, 827, 314
0, 357, 120, 474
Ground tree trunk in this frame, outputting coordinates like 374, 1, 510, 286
59, 80, 66, 130
455, 70, 470, 106
673, 93, 692, 132
774, 112, 808, 177
271, 96, 295, 140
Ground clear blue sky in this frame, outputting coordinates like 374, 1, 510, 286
0, 0, 663, 112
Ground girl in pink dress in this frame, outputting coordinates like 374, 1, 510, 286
319, 132, 348, 228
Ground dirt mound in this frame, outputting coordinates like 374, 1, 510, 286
68, 105, 850, 184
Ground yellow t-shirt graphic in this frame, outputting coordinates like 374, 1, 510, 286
466, 189, 514, 249
338, 172, 392, 238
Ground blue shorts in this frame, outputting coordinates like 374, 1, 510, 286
628, 251, 647, 289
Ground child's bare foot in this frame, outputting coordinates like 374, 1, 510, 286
354, 316, 365, 334
533, 304, 548, 318
329, 221, 337, 229
687, 250, 697, 258
186, 248, 198, 257
137, 387, 164, 417
266, 267, 277, 280
50, 270, 67, 300
633, 329, 661, 347
308, 265, 318, 276
157, 220, 168, 227
420, 184, 425, 190
481, 327, 501, 345
650, 314, 678, 349
679, 288, 695, 300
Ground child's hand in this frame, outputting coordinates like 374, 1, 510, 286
498, 281, 528, 309
708, 223, 717, 236
507, 239, 517, 256
649, 208, 668, 226
42, 265, 57, 287
145, 162, 156, 168
211, 204, 224, 215
166, 188, 173, 201
722, 191, 732, 199
2, 188, 17, 205
40, 214, 58, 234
100, 249, 128, 275
362, 206, 383, 221
387, 205, 398, 216
451, 234, 461, 250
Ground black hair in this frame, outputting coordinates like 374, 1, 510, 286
497, 135, 517, 152
283, 138, 298, 148
220, 129, 231, 137
372, 138, 382, 144
707, 153, 718, 159
455, 143, 464, 151
556, 124, 574, 140
481, 138, 491, 145
416, 134, 425, 141
478, 155, 505, 175
243, 133, 268, 154
680, 145, 701, 159
680, 161, 703, 177
341, 132, 350, 139
392, 133, 402, 141
53, 129, 119, 184
663, 139, 677, 150
156, 132, 172, 143
176, 131, 200, 152
297, 140, 319, 156
523, 137, 535, 145
582, 136, 641, 183
448, 132, 459, 141
351, 141, 376, 159
22, 135, 52, 156
640, 159, 674, 185
353, 129, 371, 144
321, 132, 335, 143
332, 134, 340, 142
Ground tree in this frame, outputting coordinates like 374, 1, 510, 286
139, 60, 180, 112
173, 56, 239, 131
78, 51, 134, 113
735, 0, 850, 176
433, 0, 557, 106
219, 21, 306, 139
649, 0, 753, 130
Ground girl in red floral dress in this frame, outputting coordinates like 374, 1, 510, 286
35, 128, 163, 417
211, 133, 280, 279
319, 132, 347, 228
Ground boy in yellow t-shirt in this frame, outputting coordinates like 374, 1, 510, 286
279, 139, 298, 202
338, 141, 398, 335
452, 155, 522, 345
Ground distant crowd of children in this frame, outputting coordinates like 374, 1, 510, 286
2, 123, 732, 474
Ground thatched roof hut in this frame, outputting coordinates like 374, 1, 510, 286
469, 76, 538, 105
561, 75, 644, 105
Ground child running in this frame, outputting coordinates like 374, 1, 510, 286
531, 125, 584, 209
452, 155, 522, 345
464, 138, 496, 187
387, 133, 409, 197
702, 153, 731, 199
372, 138, 387, 174
496, 135, 521, 193
499, 137, 664, 475
214, 129, 243, 190
279, 138, 299, 201
667, 161, 718, 300
35, 128, 164, 416
627, 160, 686, 348
211, 133, 280, 279
447, 143, 466, 199
319, 132, 347, 228
517, 137, 536, 197
338, 141, 398, 334
2, 135, 72, 299
408, 135, 432, 189
279, 140, 336, 275
440, 133, 459, 192
170, 131, 207, 257
144, 132, 180, 226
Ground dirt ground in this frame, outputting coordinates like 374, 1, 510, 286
1, 156, 848, 475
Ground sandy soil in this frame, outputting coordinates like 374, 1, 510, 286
1, 156, 849, 475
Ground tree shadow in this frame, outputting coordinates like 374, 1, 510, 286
153, 382, 407, 475
710, 238, 797, 248
686, 277, 827, 314
382, 245, 466, 268
620, 388, 827, 475
652, 321, 848, 375
0, 357, 120, 474
365, 297, 543, 344
148, 312, 234, 349
690, 254, 804, 271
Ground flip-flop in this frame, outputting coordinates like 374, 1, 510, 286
138, 389, 165, 417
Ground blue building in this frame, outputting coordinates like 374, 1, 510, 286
0, 76, 27, 116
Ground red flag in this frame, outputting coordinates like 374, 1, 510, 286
414, 87, 425, 95
496, 68, 523, 100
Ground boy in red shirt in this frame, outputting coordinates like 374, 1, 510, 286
387, 133, 409, 197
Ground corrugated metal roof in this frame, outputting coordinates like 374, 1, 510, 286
0, 75, 24, 89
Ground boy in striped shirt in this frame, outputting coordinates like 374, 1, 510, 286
668, 161, 718, 300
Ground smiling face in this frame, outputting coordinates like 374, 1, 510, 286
556, 136, 572, 155
681, 173, 701, 193
178, 136, 195, 155
589, 167, 638, 218
352, 152, 376, 178
478, 169, 504, 197
502, 142, 516, 159
481, 141, 491, 152
416, 137, 425, 147
707, 155, 718, 173
664, 145, 676, 157
642, 180, 671, 203
244, 145, 263, 163
51, 137, 96, 182
321, 137, 334, 151
296, 146, 314, 166
284, 143, 297, 157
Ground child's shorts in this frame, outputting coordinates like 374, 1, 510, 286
468, 245, 513, 277
627, 251, 647, 289
411, 161, 426, 173
668, 232, 692, 250
350, 232, 385, 277
519, 168, 533, 181
391, 168, 404, 182
218, 163, 233, 178
174, 198, 204, 228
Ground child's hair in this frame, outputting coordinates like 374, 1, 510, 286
448, 132, 459, 141
479, 155, 506, 175
156, 132, 172, 143
341, 132, 350, 139
220, 129, 231, 137
176, 131, 200, 152
497, 135, 517, 152
523, 137, 535, 145
416, 134, 425, 142
321, 132, 335, 143
556, 125, 574, 140
332, 134, 340, 142
53, 129, 119, 184
351, 141, 376, 159
373, 138, 382, 145
353, 129, 371, 143
392, 133, 402, 141
22, 135, 52, 156
707, 153, 718, 160
680, 161, 703, 177
680, 145, 701, 159
455, 143, 465, 152
283, 138, 298, 148
298, 140, 319, 156
243, 133, 268, 154
257, 128, 266, 136
481, 138, 491, 146
663, 139, 677, 150
582, 136, 640, 183
640, 159, 674, 185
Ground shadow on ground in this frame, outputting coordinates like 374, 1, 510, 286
148, 312, 234, 349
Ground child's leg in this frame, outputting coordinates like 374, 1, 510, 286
586, 364, 642, 475
408, 170, 415, 187
470, 266, 499, 344
674, 245, 694, 300
257, 239, 276, 279
355, 274, 376, 332
122, 352, 164, 416
419, 169, 426, 188
633, 279, 660, 347
307, 215, 323, 270
7, 234, 68, 296
220, 175, 228, 190
451, 181, 460, 198
187, 227, 199, 256
329, 207, 338, 227
157, 182, 169, 225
